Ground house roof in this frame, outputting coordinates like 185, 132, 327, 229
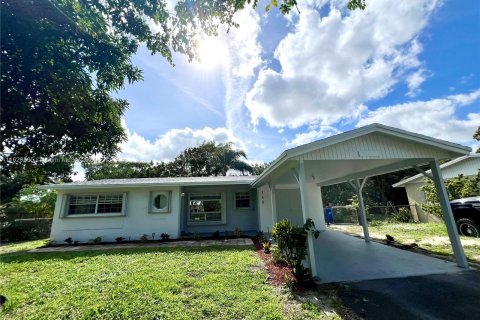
40, 123, 472, 191
251, 123, 471, 188
392, 154, 480, 188
40, 176, 257, 190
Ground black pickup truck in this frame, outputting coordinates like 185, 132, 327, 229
451, 197, 480, 237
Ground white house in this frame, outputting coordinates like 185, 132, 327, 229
42, 123, 473, 273
393, 154, 480, 222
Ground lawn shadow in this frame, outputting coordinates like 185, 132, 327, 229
0, 245, 254, 264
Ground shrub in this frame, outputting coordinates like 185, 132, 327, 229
115, 237, 125, 243
390, 207, 413, 223
254, 230, 266, 243
160, 233, 170, 241
140, 234, 149, 242
271, 219, 308, 276
64, 237, 73, 245
234, 227, 241, 238
0, 219, 51, 242
271, 247, 284, 263
93, 236, 102, 244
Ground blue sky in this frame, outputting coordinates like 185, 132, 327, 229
113, 0, 480, 166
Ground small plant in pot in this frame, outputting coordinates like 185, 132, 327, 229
262, 240, 271, 254
64, 237, 73, 245
160, 233, 170, 241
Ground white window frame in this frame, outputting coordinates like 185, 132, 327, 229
234, 191, 252, 210
62, 193, 127, 218
187, 192, 226, 225
149, 191, 172, 213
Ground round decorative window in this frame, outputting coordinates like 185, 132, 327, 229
153, 194, 168, 210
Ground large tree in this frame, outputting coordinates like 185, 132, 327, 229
84, 141, 253, 179
1, 0, 363, 178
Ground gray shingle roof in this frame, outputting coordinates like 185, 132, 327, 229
40, 176, 258, 189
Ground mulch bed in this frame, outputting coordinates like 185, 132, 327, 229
253, 240, 295, 286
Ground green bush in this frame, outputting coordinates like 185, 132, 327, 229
0, 219, 51, 241
271, 219, 308, 276
420, 171, 480, 218
389, 207, 414, 223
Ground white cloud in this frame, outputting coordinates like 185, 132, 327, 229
223, 8, 263, 131
286, 126, 341, 147
118, 120, 247, 162
246, 0, 440, 128
357, 90, 480, 145
406, 68, 429, 97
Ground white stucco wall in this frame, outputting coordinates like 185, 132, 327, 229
50, 186, 182, 243
258, 184, 274, 233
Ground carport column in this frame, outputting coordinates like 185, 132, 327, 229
354, 178, 370, 242
429, 160, 469, 268
298, 160, 325, 278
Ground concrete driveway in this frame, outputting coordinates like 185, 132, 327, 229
314, 230, 463, 283
339, 271, 480, 320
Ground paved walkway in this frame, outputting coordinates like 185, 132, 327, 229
29, 238, 253, 253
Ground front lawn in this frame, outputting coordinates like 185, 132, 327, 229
332, 223, 480, 264
0, 239, 48, 255
0, 242, 347, 319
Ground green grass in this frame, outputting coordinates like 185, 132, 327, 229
332, 223, 480, 264
0, 243, 344, 320
0, 239, 48, 254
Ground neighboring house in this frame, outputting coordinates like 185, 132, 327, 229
393, 154, 480, 222
42, 123, 473, 273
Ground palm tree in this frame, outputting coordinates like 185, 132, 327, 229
216, 142, 252, 176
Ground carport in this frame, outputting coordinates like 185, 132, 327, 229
253, 123, 471, 280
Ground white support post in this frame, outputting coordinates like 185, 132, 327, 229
350, 178, 370, 242
429, 160, 469, 268
298, 160, 325, 278
270, 185, 277, 226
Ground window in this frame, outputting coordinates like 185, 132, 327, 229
150, 191, 171, 213
235, 192, 251, 209
188, 193, 226, 224
67, 194, 125, 216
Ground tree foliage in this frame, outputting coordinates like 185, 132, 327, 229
7, 185, 57, 218
1, 0, 364, 178
250, 163, 269, 175
420, 171, 480, 218
0, 159, 73, 203
474, 126, 480, 153
321, 168, 419, 206
84, 141, 253, 179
